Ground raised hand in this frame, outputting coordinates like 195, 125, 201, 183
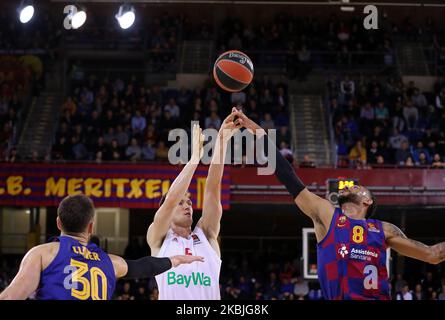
235, 108, 264, 135
218, 108, 243, 142
191, 123, 205, 163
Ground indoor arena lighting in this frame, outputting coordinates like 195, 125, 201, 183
71, 7, 87, 29
18, 0, 34, 24
115, 4, 135, 30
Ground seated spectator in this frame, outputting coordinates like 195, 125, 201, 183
412, 141, 431, 164
205, 111, 222, 129
405, 156, 415, 167
439, 284, 445, 300
432, 154, 445, 168
299, 154, 316, 168
396, 285, 413, 300
388, 128, 408, 150
292, 276, 309, 300
403, 101, 419, 130
411, 88, 427, 109
105, 139, 122, 161
416, 152, 430, 166
367, 140, 380, 164
141, 140, 156, 161
348, 140, 367, 166
126, 138, 142, 161
374, 101, 389, 121
435, 87, 445, 110
164, 98, 180, 118
412, 284, 425, 300
155, 141, 169, 161
260, 113, 275, 130
131, 110, 147, 135
360, 102, 374, 121
395, 141, 412, 165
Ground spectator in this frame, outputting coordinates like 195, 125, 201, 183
405, 156, 415, 167
374, 101, 390, 121
155, 141, 169, 161
164, 98, 180, 118
131, 110, 147, 134
411, 88, 427, 109
388, 128, 408, 150
205, 111, 222, 130
115, 125, 129, 147
396, 285, 413, 300
231, 91, 247, 105
348, 140, 367, 166
367, 140, 380, 164
360, 102, 374, 121
260, 113, 275, 130
125, 138, 142, 161
412, 141, 431, 164
292, 276, 309, 299
395, 141, 411, 165
394, 274, 407, 293
141, 140, 156, 161
432, 154, 445, 168
412, 284, 425, 300
438, 284, 445, 300
403, 101, 419, 130
435, 87, 445, 110
299, 154, 316, 168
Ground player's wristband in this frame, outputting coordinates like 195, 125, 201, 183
123, 256, 172, 279
262, 134, 306, 199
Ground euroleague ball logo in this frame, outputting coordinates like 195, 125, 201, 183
229, 52, 253, 70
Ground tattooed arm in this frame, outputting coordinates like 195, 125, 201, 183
383, 222, 445, 265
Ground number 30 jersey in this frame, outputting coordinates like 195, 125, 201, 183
35, 236, 116, 300
317, 208, 390, 300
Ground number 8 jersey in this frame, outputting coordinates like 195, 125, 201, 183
35, 236, 116, 300
317, 208, 390, 300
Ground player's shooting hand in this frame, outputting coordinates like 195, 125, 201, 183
170, 255, 205, 267
235, 108, 264, 135
219, 108, 243, 142
191, 123, 205, 163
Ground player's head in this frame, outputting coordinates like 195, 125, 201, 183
337, 185, 376, 219
159, 192, 193, 228
56, 194, 95, 236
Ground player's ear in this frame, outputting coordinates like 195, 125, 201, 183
363, 197, 373, 207
56, 217, 62, 231
87, 220, 94, 234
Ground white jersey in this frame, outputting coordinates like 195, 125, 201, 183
155, 226, 221, 300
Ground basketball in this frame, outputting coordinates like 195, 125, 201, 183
213, 50, 254, 92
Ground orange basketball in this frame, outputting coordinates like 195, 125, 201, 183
213, 50, 254, 92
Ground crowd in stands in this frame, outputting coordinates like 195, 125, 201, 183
328, 74, 445, 168
0, 56, 36, 162
217, 14, 395, 77
45, 75, 289, 163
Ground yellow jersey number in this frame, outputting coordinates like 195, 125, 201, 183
65, 259, 108, 300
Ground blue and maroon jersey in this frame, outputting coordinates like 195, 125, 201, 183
35, 236, 116, 300
317, 208, 390, 300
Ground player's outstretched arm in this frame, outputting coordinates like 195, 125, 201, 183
383, 222, 445, 265
237, 111, 335, 240
109, 254, 205, 279
0, 246, 43, 300
147, 124, 204, 249
198, 109, 242, 247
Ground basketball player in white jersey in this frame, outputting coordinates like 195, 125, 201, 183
147, 111, 241, 300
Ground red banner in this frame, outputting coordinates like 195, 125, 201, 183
0, 163, 230, 209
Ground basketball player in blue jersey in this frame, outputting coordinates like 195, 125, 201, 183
0, 194, 203, 300
237, 111, 445, 300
